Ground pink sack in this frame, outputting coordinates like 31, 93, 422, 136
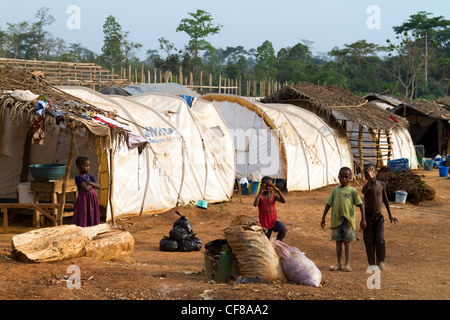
272, 240, 322, 287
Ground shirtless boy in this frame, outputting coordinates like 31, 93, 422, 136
362, 165, 398, 270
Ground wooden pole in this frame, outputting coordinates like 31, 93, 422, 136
109, 146, 115, 225
239, 75, 242, 96
358, 125, 365, 181
218, 74, 222, 94
58, 125, 76, 226
200, 72, 203, 92
209, 74, 212, 93
2, 208, 8, 234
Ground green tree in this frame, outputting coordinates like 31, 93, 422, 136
277, 42, 313, 83
176, 9, 222, 64
58, 42, 97, 63
101, 15, 125, 71
122, 31, 142, 66
0, 29, 7, 57
393, 11, 450, 85
6, 21, 43, 59
255, 40, 277, 80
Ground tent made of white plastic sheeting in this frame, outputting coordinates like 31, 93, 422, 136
128, 93, 235, 201
0, 110, 100, 200
370, 100, 419, 170
201, 94, 354, 191
57, 87, 233, 221
58, 86, 185, 220
122, 83, 200, 97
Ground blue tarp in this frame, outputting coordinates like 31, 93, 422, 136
180, 95, 195, 107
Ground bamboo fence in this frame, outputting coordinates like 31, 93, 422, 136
0, 58, 288, 97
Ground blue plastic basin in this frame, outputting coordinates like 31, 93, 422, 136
29, 164, 66, 181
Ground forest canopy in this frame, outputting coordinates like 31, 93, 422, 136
0, 8, 449, 99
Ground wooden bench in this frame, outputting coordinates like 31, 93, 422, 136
0, 203, 74, 234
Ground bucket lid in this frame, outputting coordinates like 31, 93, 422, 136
395, 190, 407, 195
18, 182, 31, 187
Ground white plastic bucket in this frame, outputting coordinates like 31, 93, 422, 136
395, 190, 408, 204
18, 182, 34, 203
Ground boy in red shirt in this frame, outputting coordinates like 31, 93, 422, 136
253, 176, 287, 240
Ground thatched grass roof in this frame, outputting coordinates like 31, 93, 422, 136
402, 97, 450, 120
261, 83, 409, 131
0, 65, 128, 141
437, 96, 450, 107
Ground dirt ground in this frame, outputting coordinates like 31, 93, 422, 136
0, 168, 449, 302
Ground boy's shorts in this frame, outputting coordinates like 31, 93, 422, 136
330, 219, 356, 242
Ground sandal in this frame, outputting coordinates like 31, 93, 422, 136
329, 265, 341, 271
343, 266, 352, 272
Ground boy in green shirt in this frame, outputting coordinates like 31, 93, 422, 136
321, 167, 366, 272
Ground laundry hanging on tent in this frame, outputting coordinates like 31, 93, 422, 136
31, 99, 48, 145
31, 113, 45, 145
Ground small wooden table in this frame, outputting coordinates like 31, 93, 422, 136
31, 179, 78, 227
0, 203, 74, 233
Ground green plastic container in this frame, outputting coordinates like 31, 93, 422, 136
204, 251, 239, 282
29, 164, 66, 181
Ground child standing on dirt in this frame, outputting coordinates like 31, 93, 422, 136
362, 165, 398, 270
254, 176, 287, 241
321, 167, 366, 272
73, 156, 101, 227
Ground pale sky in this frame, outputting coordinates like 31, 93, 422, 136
0, 0, 448, 59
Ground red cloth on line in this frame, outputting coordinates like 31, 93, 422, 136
258, 194, 277, 229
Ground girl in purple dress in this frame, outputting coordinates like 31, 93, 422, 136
73, 156, 101, 227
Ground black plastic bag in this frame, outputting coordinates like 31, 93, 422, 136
173, 211, 194, 237
159, 236, 178, 252
190, 236, 203, 251
169, 225, 189, 241
178, 237, 203, 252
205, 239, 229, 255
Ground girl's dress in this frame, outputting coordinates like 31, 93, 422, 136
73, 174, 100, 227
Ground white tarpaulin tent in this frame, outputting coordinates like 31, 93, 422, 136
59, 87, 235, 221
128, 93, 235, 201
201, 94, 354, 191
122, 83, 200, 97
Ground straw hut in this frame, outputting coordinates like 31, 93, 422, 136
262, 83, 414, 176
0, 65, 143, 228
365, 93, 450, 156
